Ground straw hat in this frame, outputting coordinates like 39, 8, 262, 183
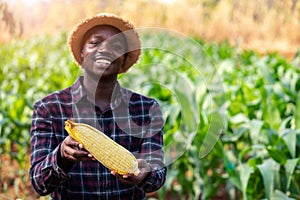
68, 13, 141, 73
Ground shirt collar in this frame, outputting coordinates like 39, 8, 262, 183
70, 76, 132, 110
71, 76, 85, 104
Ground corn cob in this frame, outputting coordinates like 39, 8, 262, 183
64, 119, 140, 176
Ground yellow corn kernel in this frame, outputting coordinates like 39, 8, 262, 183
64, 119, 140, 176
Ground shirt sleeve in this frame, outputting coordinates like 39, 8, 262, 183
136, 100, 167, 193
29, 101, 70, 196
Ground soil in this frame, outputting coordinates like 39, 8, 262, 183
0, 155, 43, 200
0, 154, 230, 200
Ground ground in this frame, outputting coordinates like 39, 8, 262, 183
0, 154, 229, 199
0, 155, 44, 200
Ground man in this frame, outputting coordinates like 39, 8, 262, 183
30, 13, 166, 199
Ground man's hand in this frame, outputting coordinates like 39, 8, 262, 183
111, 159, 151, 186
58, 136, 95, 167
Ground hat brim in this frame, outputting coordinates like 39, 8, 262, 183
68, 13, 141, 73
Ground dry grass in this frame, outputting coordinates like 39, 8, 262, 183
2, 0, 300, 58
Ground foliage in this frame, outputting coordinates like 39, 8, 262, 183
132, 33, 300, 199
0, 32, 80, 195
1, 31, 300, 199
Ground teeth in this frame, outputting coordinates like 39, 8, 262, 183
96, 59, 111, 64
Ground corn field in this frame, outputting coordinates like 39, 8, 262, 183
1, 0, 300, 199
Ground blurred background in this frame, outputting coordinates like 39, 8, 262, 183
2, 0, 300, 57
1, 0, 300, 200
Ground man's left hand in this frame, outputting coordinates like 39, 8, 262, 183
111, 159, 150, 186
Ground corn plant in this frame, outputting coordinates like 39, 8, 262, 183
0, 30, 300, 199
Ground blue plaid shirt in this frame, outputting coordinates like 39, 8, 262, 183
30, 76, 166, 200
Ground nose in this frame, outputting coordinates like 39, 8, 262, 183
96, 40, 110, 53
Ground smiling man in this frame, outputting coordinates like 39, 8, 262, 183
30, 13, 166, 199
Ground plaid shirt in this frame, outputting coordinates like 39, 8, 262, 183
30, 76, 166, 200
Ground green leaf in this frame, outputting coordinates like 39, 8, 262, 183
222, 126, 247, 142
174, 74, 199, 133
267, 146, 287, 165
265, 101, 281, 129
295, 90, 300, 129
199, 111, 224, 158
229, 113, 249, 124
257, 159, 280, 199
249, 119, 264, 144
281, 129, 297, 158
284, 158, 299, 190
239, 163, 254, 200
223, 153, 242, 190
271, 190, 296, 200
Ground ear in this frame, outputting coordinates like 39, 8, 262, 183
79, 50, 86, 68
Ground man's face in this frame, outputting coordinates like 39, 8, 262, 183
81, 25, 127, 79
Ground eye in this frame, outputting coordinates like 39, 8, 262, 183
89, 39, 101, 47
111, 41, 126, 52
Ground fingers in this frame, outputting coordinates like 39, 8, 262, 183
111, 170, 116, 175
111, 171, 135, 185
60, 136, 92, 162
137, 159, 151, 173
110, 159, 151, 186
64, 136, 80, 148
110, 159, 150, 177
110, 171, 129, 179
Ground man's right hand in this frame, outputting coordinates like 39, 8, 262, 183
57, 136, 95, 171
